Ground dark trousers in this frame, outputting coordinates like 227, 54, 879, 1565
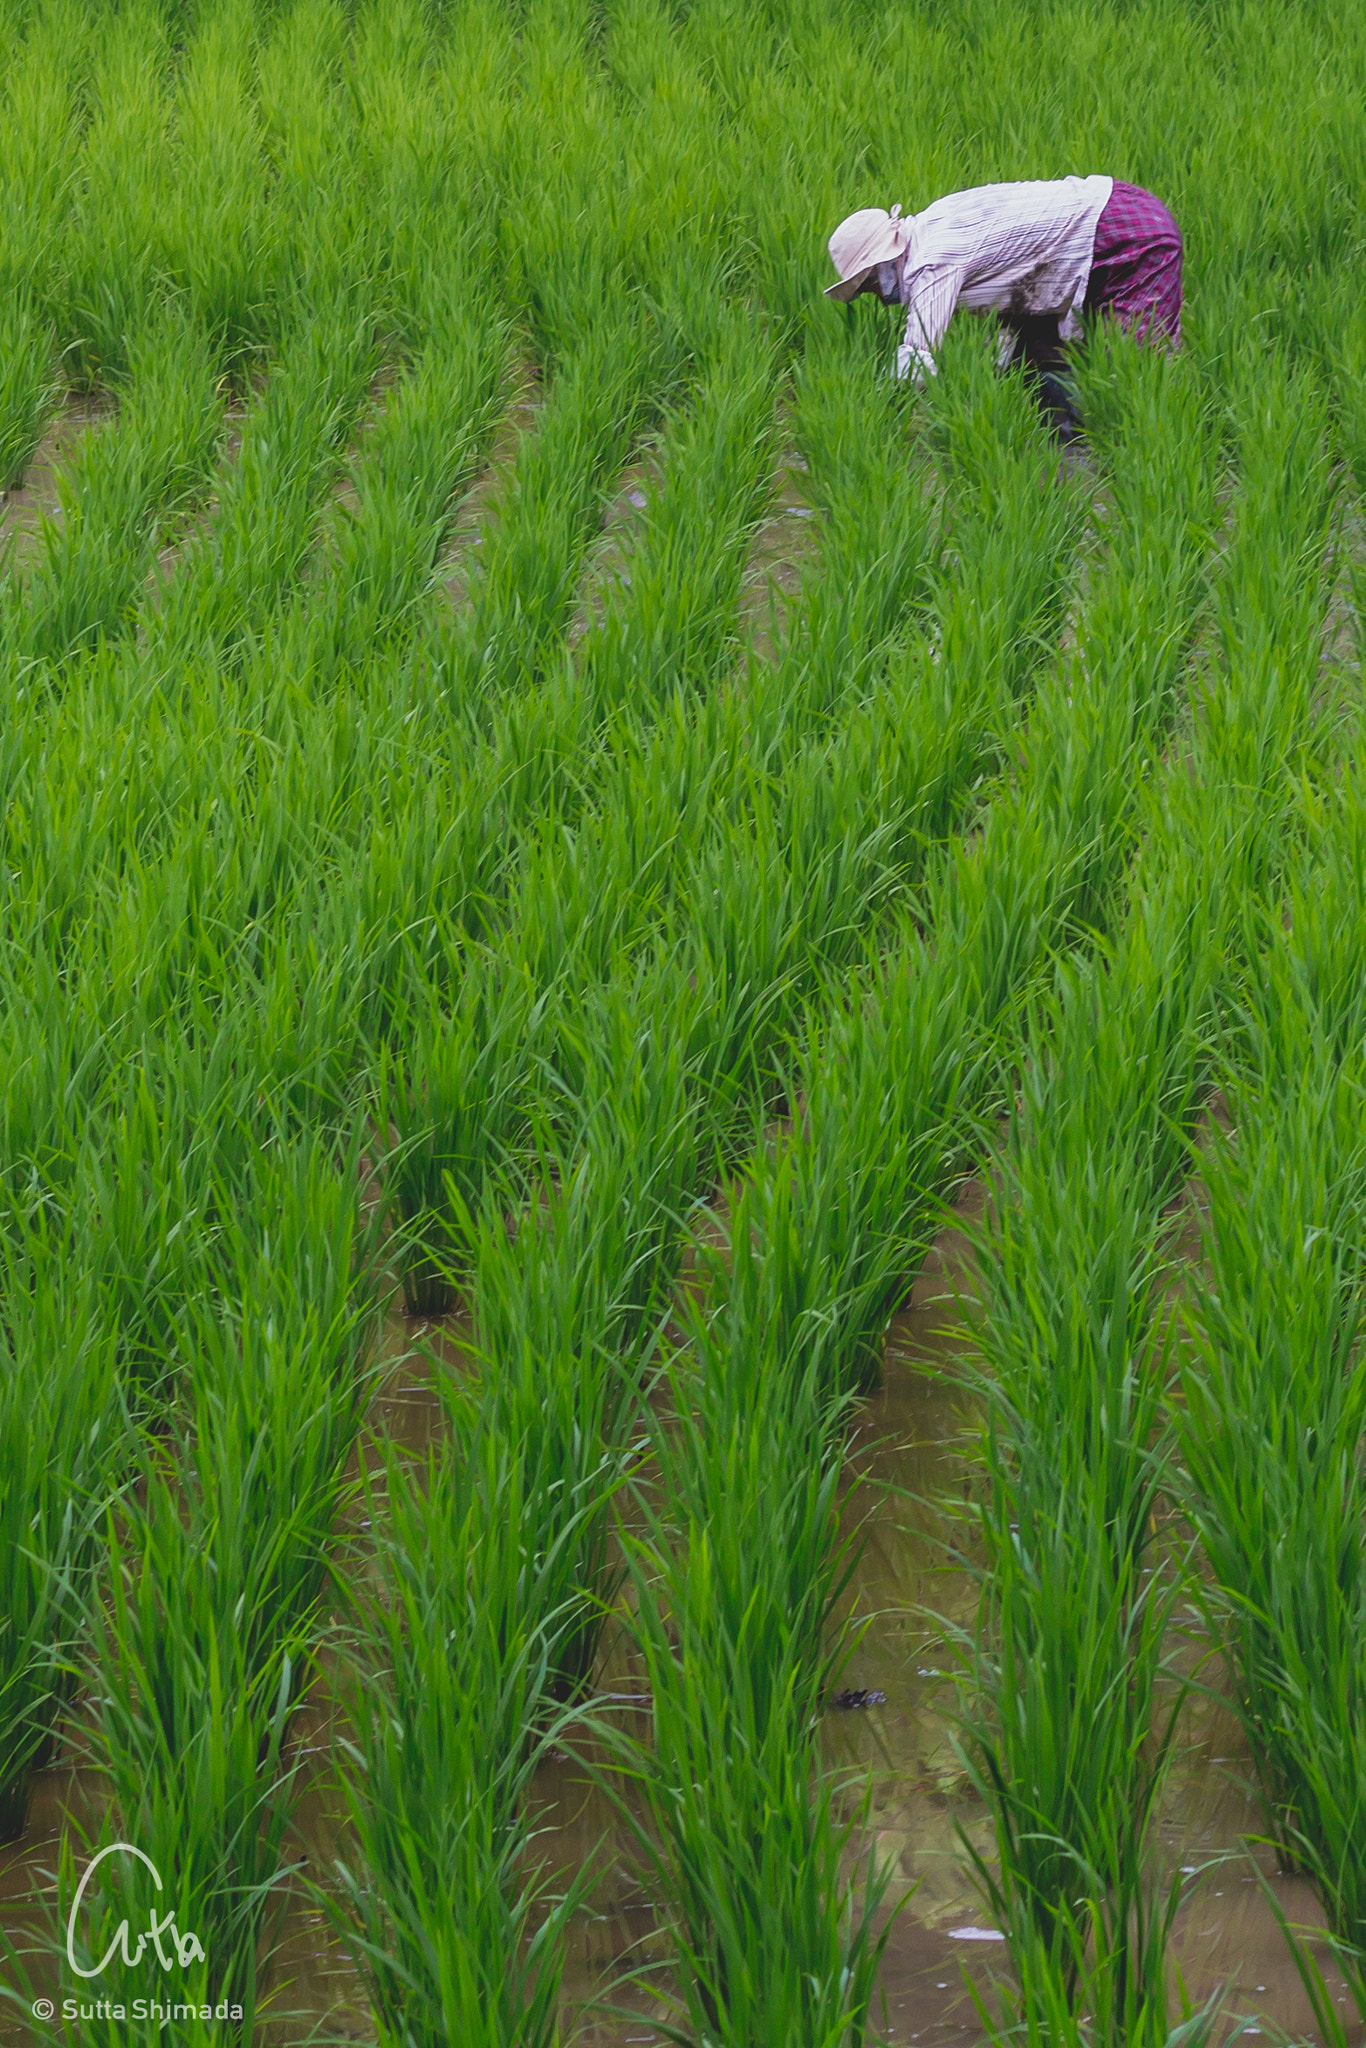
999, 313, 1080, 440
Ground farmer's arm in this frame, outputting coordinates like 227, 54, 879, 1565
896, 264, 960, 380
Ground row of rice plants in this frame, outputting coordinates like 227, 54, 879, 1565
607, 329, 1229, 2044
0, 0, 85, 483
144, 299, 380, 670
53, 1125, 383, 2040
266, 275, 511, 686
0, 1244, 121, 1847
3, 308, 225, 666
0, 82, 516, 1994
1175, 747, 1366, 2039
602, 1194, 896, 2047
957, 357, 1342, 2047
0, 296, 59, 495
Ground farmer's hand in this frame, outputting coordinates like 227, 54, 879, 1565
894, 342, 930, 387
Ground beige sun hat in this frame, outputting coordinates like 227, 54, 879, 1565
825, 204, 912, 300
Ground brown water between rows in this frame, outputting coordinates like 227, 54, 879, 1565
1, 1188, 1355, 2045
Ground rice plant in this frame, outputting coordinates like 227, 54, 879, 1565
8, 305, 223, 664
0, 294, 59, 493
600, 1206, 902, 2048
147, 296, 379, 665
377, 952, 538, 1315
0, 1234, 121, 1843
324, 1421, 589, 2048
63, 1122, 382, 2025
458, 984, 702, 1704
1174, 770, 1366, 2032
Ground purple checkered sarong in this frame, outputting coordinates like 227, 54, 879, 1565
1085, 181, 1183, 347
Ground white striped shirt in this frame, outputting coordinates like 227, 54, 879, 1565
895, 176, 1114, 380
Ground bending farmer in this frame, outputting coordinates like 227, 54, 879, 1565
825, 177, 1182, 435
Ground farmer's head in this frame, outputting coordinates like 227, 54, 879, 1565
825, 205, 911, 304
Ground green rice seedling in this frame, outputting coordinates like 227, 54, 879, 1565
69, 1123, 383, 2021
503, 794, 690, 996
159, 0, 271, 359
175, 1121, 385, 1665
1172, 797, 1366, 2023
773, 928, 981, 1399
58, 0, 172, 388
670, 814, 812, 1121
596, 1207, 900, 2048
0, 957, 109, 1234
571, 312, 780, 728
148, 298, 379, 664
287, 286, 510, 682
69, 1038, 262, 1404
0, 0, 88, 319
0, 293, 60, 493
377, 953, 539, 1315
551, 962, 706, 1282
968, 887, 1221, 1527
442, 306, 662, 729
464, 1081, 698, 1702
9, 306, 224, 664
323, 1420, 589, 2048
69, 1479, 303, 2028
770, 339, 944, 714
0, 1231, 121, 1842
962, 1908, 1223, 2048
956, 1493, 1192, 2042
216, 920, 377, 1132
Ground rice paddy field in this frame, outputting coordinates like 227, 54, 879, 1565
4, 0, 1366, 2041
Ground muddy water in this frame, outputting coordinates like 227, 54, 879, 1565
0, 1216, 1355, 2045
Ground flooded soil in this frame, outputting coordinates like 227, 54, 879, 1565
0, 1185, 1354, 2044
